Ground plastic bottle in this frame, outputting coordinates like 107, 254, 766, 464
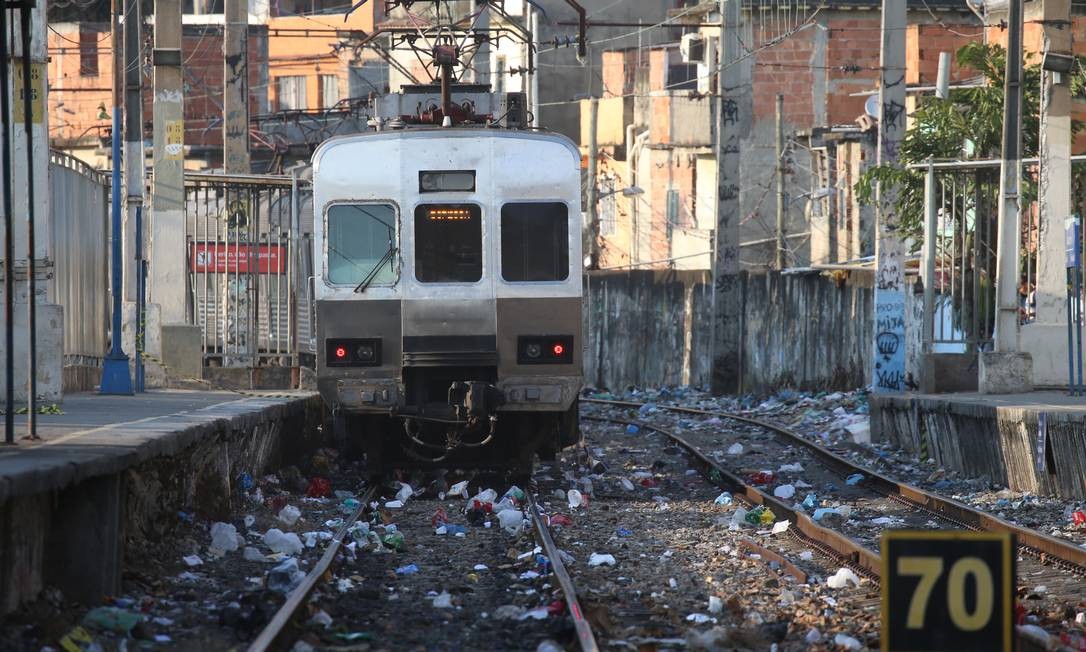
497, 509, 525, 535
567, 489, 584, 509
263, 528, 304, 555
210, 522, 239, 553
278, 505, 302, 526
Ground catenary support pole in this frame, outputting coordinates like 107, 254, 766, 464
224, 0, 250, 174
1, 1, 15, 440
587, 96, 599, 268
20, 6, 37, 436
100, 0, 133, 395
871, 0, 907, 393
710, 0, 746, 394
994, 0, 1024, 352
775, 93, 786, 270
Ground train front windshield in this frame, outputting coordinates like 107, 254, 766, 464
414, 204, 483, 283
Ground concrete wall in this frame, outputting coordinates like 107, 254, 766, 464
584, 269, 925, 393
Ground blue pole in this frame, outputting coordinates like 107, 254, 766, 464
100, 106, 133, 395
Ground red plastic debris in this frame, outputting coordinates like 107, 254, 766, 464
639, 478, 659, 488
546, 599, 565, 616
748, 471, 776, 486
471, 500, 494, 513
549, 514, 574, 527
1015, 603, 1028, 626
266, 495, 288, 513
432, 507, 449, 528
305, 476, 332, 498
1072, 511, 1086, 526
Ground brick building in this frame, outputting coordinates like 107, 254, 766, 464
584, 1, 985, 272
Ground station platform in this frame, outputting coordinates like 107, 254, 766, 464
0, 389, 322, 615
871, 391, 1086, 500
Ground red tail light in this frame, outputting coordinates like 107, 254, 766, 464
552, 343, 565, 356
335, 346, 348, 359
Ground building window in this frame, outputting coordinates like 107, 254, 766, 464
599, 177, 616, 236
320, 74, 340, 109
501, 202, 569, 282
666, 188, 680, 239
277, 76, 307, 111
79, 31, 99, 77
326, 204, 398, 286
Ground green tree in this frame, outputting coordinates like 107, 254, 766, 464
854, 43, 1052, 245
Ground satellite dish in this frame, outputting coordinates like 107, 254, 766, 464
865, 95, 880, 119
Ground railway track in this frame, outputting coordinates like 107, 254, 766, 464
248, 478, 599, 651
582, 397, 1086, 651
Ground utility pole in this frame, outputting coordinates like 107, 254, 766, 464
710, 0, 746, 394
123, 0, 143, 309
1, 0, 14, 438
872, 0, 907, 393
981, 0, 1034, 392
224, 0, 250, 173
587, 96, 599, 268
775, 93, 786, 270
101, 0, 133, 394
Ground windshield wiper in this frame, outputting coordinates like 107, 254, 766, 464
355, 246, 398, 293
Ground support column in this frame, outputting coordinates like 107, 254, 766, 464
710, 0, 747, 394
872, 0, 908, 393
223, 0, 250, 174
981, 0, 1033, 393
1021, 0, 1071, 387
151, 0, 200, 387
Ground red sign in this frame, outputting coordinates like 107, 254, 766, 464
190, 242, 286, 274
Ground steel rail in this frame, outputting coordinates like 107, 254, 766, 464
527, 494, 600, 652
249, 485, 379, 652
581, 413, 883, 580
583, 398, 1077, 652
583, 398, 1086, 570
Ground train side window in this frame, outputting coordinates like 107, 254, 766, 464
500, 202, 569, 282
326, 204, 398, 286
414, 204, 483, 283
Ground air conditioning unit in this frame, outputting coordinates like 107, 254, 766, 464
680, 34, 705, 64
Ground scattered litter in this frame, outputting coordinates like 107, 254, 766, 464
306, 477, 332, 498
278, 505, 302, 526
395, 483, 414, 503
267, 558, 306, 594
685, 613, 717, 624
778, 463, 804, 473
625, 424, 640, 435
834, 633, 862, 650
805, 629, 823, 644
773, 484, 796, 500
799, 550, 814, 561
243, 546, 265, 562
801, 493, 818, 510
616, 527, 633, 537
726, 443, 744, 455
494, 605, 527, 619
520, 608, 550, 620
826, 568, 861, 589
82, 607, 141, 634
449, 480, 469, 498
209, 522, 240, 553
771, 520, 790, 535
549, 514, 574, 527
309, 610, 333, 629
845, 474, 865, 486
588, 553, 616, 567
567, 489, 584, 509
498, 509, 526, 535
708, 596, 723, 614
385, 500, 404, 509
263, 528, 304, 555
395, 564, 419, 575
744, 506, 775, 526
713, 492, 733, 505
182, 554, 203, 567
432, 591, 454, 608
620, 478, 635, 491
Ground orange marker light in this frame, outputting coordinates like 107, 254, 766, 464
335, 346, 348, 359
552, 343, 565, 356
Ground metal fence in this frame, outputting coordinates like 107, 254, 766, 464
917, 157, 1086, 356
184, 172, 311, 367
49, 150, 110, 367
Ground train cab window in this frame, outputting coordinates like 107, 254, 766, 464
326, 204, 398, 287
500, 202, 569, 282
414, 204, 483, 283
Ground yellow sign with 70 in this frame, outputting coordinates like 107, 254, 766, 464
881, 530, 1013, 652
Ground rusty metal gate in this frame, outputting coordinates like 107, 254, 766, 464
184, 172, 310, 367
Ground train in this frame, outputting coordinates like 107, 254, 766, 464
310, 127, 584, 473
